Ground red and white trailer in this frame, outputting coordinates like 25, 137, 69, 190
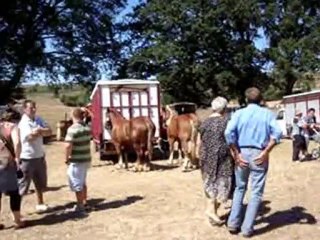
89, 79, 163, 160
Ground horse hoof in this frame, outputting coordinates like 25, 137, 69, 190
115, 165, 122, 170
133, 164, 141, 172
181, 166, 188, 172
116, 163, 125, 169
143, 165, 151, 172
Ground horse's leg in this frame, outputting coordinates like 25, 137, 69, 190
132, 144, 142, 172
144, 145, 152, 172
139, 147, 145, 172
115, 144, 124, 169
167, 137, 175, 165
124, 151, 129, 170
181, 139, 190, 172
177, 140, 183, 165
187, 140, 197, 169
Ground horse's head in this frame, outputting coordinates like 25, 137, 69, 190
81, 107, 92, 125
81, 107, 88, 117
105, 107, 114, 130
163, 105, 175, 128
105, 107, 123, 130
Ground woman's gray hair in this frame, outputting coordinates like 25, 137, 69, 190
211, 96, 228, 113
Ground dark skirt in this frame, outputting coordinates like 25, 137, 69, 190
201, 156, 235, 202
0, 162, 18, 192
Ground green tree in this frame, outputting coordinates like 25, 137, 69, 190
0, 0, 126, 102
124, 0, 269, 105
262, 0, 320, 95
122, 0, 320, 104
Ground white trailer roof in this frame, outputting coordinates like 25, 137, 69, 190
90, 79, 160, 99
283, 89, 320, 99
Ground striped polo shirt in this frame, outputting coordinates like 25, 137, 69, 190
65, 122, 91, 163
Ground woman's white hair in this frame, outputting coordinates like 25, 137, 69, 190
211, 96, 228, 113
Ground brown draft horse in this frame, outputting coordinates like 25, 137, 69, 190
105, 107, 156, 172
164, 105, 200, 171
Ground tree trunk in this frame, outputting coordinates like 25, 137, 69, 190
9, 64, 26, 89
284, 74, 297, 95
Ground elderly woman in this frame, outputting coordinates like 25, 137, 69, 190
199, 96, 235, 225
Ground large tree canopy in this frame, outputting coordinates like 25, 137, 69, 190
0, 0, 125, 103
122, 0, 320, 105
262, 0, 320, 96
123, 0, 267, 105
1, 0, 319, 105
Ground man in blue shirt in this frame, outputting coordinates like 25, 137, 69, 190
224, 87, 282, 237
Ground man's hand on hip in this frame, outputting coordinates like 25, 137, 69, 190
254, 150, 269, 165
236, 154, 249, 168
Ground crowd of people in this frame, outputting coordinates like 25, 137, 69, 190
0, 100, 91, 229
0, 86, 305, 238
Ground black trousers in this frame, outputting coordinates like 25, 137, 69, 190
0, 190, 21, 211
292, 135, 307, 161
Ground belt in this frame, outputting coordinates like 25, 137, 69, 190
239, 146, 264, 150
20, 157, 44, 161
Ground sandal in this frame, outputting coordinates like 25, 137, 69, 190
208, 216, 224, 226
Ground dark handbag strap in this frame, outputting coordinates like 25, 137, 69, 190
0, 128, 15, 158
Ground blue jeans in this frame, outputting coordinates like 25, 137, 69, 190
227, 148, 268, 234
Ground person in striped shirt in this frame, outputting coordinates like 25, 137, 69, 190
65, 108, 91, 216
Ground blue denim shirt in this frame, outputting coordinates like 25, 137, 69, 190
224, 104, 282, 149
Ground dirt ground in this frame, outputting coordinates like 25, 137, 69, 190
1, 94, 320, 240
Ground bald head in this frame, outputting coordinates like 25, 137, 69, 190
245, 87, 262, 104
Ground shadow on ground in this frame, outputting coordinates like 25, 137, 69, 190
255, 205, 316, 236
25, 196, 144, 227
218, 200, 316, 236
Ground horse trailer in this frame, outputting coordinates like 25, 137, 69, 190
89, 79, 164, 160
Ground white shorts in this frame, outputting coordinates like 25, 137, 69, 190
67, 162, 90, 192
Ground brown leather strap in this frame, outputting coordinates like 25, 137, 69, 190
0, 126, 15, 158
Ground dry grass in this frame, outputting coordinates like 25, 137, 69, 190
1, 94, 320, 240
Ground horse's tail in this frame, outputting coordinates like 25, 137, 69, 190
146, 118, 156, 161
189, 116, 199, 164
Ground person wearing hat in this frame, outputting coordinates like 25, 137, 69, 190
291, 110, 308, 161
198, 96, 235, 226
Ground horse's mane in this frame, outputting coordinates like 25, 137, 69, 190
108, 107, 125, 120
